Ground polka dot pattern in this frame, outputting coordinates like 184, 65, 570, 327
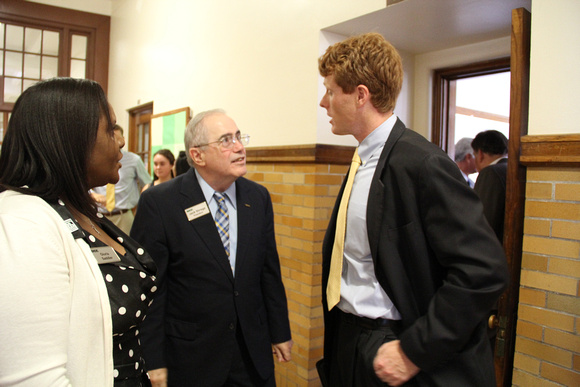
82, 218, 156, 385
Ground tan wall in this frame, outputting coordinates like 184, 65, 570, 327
246, 150, 350, 386
513, 167, 580, 386
247, 140, 580, 386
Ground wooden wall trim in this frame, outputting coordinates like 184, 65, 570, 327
246, 135, 580, 166
246, 144, 355, 164
520, 134, 580, 166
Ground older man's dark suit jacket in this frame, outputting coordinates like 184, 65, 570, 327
131, 169, 291, 386
320, 119, 509, 386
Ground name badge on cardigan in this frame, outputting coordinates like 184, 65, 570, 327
91, 246, 121, 264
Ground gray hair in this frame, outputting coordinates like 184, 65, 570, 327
454, 137, 474, 162
184, 108, 227, 166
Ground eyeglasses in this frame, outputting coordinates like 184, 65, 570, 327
195, 132, 250, 149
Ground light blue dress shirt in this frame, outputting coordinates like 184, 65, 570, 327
195, 170, 239, 276
338, 114, 402, 320
93, 150, 151, 211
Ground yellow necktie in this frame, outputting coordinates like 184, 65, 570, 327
105, 183, 116, 212
327, 149, 361, 310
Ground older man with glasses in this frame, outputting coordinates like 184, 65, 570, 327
131, 109, 293, 387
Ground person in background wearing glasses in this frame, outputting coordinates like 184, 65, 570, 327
131, 109, 293, 387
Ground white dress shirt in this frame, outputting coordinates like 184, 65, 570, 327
338, 114, 402, 320
461, 170, 475, 188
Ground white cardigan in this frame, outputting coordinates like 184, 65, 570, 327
0, 190, 114, 387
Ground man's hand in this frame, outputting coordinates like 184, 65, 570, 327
147, 368, 168, 387
373, 340, 420, 386
272, 340, 293, 362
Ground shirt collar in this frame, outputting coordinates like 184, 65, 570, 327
195, 169, 237, 209
358, 114, 397, 165
489, 156, 507, 166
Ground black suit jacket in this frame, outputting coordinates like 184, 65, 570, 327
320, 120, 509, 386
474, 158, 507, 243
131, 169, 291, 386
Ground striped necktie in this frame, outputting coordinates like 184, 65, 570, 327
214, 193, 230, 257
327, 149, 361, 310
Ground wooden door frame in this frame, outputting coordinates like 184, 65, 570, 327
128, 102, 153, 169
495, 7, 531, 386
430, 7, 531, 386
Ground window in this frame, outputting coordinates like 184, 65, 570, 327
454, 72, 510, 143
1, 23, 63, 103
0, 0, 110, 145
432, 57, 510, 155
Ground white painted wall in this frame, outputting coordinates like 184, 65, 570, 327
528, 0, 580, 135
26, 0, 580, 146
30, 0, 386, 146
107, 0, 386, 147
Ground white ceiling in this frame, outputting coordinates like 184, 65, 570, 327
323, 0, 532, 54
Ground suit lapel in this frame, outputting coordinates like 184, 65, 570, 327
367, 118, 406, 259
179, 169, 235, 282
233, 178, 253, 277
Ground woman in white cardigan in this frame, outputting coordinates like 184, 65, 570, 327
0, 78, 156, 386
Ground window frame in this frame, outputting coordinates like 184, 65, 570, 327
431, 57, 511, 153
0, 0, 110, 113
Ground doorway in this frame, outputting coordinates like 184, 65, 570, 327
128, 102, 153, 173
432, 57, 510, 155
430, 8, 531, 385
449, 70, 511, 182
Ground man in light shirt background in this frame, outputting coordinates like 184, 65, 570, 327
91, 124, 150, 234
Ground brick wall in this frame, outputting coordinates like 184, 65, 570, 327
246, 141, 580, 386
513, 167, 580, 386
245, 160, 349, 386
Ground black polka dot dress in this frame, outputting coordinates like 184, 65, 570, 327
86, 214, 157, 387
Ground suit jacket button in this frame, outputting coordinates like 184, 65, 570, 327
229, 323, 235, 330
234, 291, 239, 296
